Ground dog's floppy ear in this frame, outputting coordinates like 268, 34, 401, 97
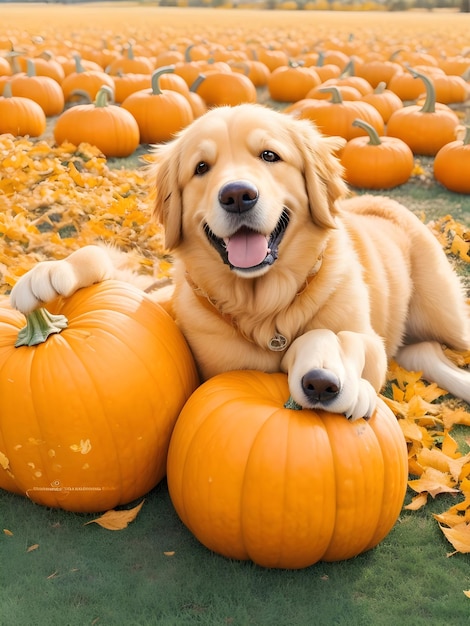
152, 140, 183, 250
291, 118, 347, 229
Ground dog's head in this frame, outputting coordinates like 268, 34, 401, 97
153, 104, 346, 278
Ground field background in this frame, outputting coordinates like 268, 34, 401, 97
1, 5, 470, 626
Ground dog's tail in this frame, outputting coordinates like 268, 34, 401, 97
395, 342, 470, 405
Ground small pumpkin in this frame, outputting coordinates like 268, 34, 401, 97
106, 42, 153, 76
387, 68, 460, 156
111, 72, 150, 104
340, 119, 414, 190
433, 126, 470, 194
194, 70, 256, 107
294, 86, 384, 140
167, 371, 408, 569
355, 60, 402, 88
61, 54, 115, 103
361, 82, 403, 123
10, 59, 64, 117
0, 280, 199, 512
121, 67, 193, 144
54, 85, 140, 157
267, 64, 321, 103
0, 81, 46, 137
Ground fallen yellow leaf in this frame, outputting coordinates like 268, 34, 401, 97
439, 522, 470, 555
3, 528, 13, 536
85, 500, 145, 531
27, 543, 39, 552
404, 493, 428, 511
408, 467, 459, 498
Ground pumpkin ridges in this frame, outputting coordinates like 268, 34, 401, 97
320, 414, 385, 561
0, 281, 199, 512
363, 399, 410, 551
240, 403, 337, 568
168, 371, 408, 569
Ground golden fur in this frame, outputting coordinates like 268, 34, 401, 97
11, 104, 470, 419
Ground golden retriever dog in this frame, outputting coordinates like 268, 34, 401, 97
11, 104, 470, 420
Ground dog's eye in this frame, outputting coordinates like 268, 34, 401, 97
260, 150, 281, 163
195, 161, 210, 176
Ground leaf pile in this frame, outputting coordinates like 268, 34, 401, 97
0, 134, 167, 293
1, 136, 470, 557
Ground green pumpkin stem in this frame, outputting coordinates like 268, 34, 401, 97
463, 126, 470, 146
190, 74, 206, 93
94, 85, 114, 107
352, 118, 382, 145
151, 65, 175, 95
318, 85, 343, 104
284, 396, 303, 411
408, 66, 436, 114
15, 308, 68, 348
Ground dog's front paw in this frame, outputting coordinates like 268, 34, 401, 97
10, 245, 115, 314
343, 379, 378, 421
10, 260, 81, 314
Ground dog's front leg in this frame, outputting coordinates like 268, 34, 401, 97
281, 329, 387, 420
10, 245, 115, 314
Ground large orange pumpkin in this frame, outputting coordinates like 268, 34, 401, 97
0, 280, 199, 512
167, 371, 408, 569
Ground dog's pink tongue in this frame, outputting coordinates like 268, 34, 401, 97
226, 228, 268, 268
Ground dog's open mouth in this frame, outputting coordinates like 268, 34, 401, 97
204, 209, 290, 272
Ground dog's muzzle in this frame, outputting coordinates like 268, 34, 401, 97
204, 181, 290, 273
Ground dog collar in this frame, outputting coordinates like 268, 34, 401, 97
184, 255, 322, 352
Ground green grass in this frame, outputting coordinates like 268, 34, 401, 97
4, 111, 470, 626
2, 482, 470, 626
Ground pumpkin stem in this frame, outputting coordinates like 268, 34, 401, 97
184, 44, 196, 62
2, 81, 13, 98
284, 396, 303, 411
72, 53, 86, 74
15, 308, 68, 348
151, 65, 175, 95
318, 85, 343, 104
190, 74, 206, 93
352, 118, 382, 145
26, 58, 37, 77
340, 59, 354, 78
230, 61, 250, 76
374, 81, 387, 94
94, 85, 115, 107
125, 42, 135, 60
463, 126, 470, 145
407, 67, 436, 114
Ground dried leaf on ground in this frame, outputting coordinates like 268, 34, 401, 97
85, 500, 145, 531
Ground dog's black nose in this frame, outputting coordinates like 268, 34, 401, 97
218, 180, 259, 213
301, 369, 340, 404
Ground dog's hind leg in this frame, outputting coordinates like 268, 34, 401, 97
395, 342, 470, 405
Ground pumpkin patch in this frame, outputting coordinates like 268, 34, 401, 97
0, 5, 470, 568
